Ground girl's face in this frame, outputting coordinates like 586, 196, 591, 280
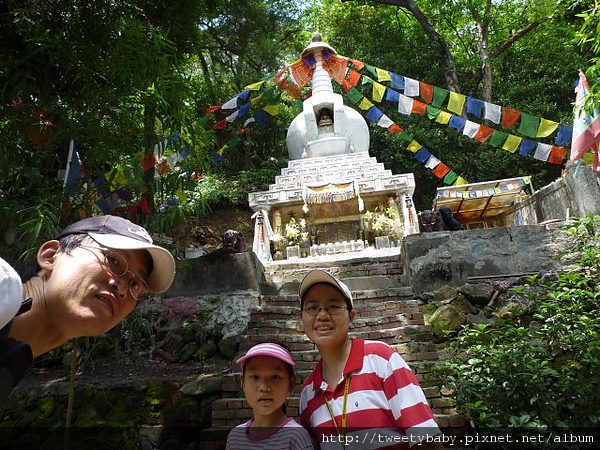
301, 283, 355, 350
241, 355, 294, 424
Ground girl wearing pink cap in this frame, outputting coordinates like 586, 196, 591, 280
226, 341, 315, 450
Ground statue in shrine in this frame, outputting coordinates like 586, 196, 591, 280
317, 108, 333, 127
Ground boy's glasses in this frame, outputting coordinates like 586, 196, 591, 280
302, 305, 348, 316
80, 246, 148, 301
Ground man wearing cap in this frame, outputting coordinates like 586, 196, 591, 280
298, 269, 443, 449
0, 215, 175, 402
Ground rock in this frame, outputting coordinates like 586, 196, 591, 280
217, 337, 239, 360
449, 294, 477, 315
177, 342, 199, 363
428, 304, 466, 340
466, 311, 495, 325
181, 372, 224, 397
432, 285, 460, 304
458, 283, 495, 306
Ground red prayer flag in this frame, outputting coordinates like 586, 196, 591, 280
285, 82, 301, 99
350, 59, 364, 71
411, 100, 426, 115
474, 125, 494, 143
419, 82, 434, 104
139, 149, 156, 172
388, 123, 403, 134
204, 105, 221, 115
548, 146, 568, 164
213, 119, 228, 130
348, 69, 361, 87
432, 162, 451, 178
501, 107, 521, 128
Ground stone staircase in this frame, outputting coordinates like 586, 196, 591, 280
210, 254, 466, 438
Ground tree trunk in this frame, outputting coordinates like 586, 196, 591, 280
341, 0, 461, 93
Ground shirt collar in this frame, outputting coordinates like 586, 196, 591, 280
313, 339, 364, 390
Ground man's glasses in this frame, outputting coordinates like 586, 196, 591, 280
302, 304, 348, 316
80, 246, 148, 301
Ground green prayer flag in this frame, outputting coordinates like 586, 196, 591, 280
488, 130, 508, 147
518, 113, 540, 138
443, 170, 459, 185
364, 64, 378, 78
432, 87, 449, 107
426, 105, 441, 120
227, 136, 241, 147
346, 87, 364, 104
398, 131, 413, 142
361, 76, 374, 85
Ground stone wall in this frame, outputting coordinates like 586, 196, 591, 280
401, 223, 573, 294
493, 163, 600, 227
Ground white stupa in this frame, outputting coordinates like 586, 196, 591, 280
248, 34, 420, 262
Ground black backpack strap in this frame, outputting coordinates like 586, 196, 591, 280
0, 298, 34, 402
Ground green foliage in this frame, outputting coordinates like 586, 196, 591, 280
431, 214, 600, 438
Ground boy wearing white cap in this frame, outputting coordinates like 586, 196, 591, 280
0, 215, 176, 402
298, 270, 443, 449
226, 341, 315, 449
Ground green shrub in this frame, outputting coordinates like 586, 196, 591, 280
431, 214, 600, 442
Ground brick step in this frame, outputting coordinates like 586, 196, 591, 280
211, 396, 466, 431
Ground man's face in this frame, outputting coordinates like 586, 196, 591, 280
301, 283, 355, 350
43, 241, 150, 337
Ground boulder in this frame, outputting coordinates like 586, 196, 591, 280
181, 373, 225, 397
428, 304, 466, 340
459, 283, 495, 306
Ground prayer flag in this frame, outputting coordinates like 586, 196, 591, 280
420, 82, 434, 103
449, 115, 466, 132
474, 125, 494, 143
221, 97, 238, 110
571, 71, 600, 162
555, 124, 573, 146
390, 73, 405, 91
501, 107, 521, 128
454, 176, 468, 185
63, 140, 85, 197
414, 148, 432, 163
435, 111, 452, 125
489, 130, 508, 147
385, 88, 400, 102
377, 114, 394, 129
432, 87, 449, 107
347, 87, 364, 104
467, 97, 485, 118
548, 146, 567, 164
244, 80, 266, 91
204, 105, 221, 115
372, 82, 386, 102
432, 162, 451, 178
407, 140, 422, 153
376, 67, 391, 82
443, 170, 459, 185
348, 69, 361, 87
518, 113, 540, 138
425, 155, 441, 169
404, 77, 420, 97
388, 123, 402, 134
533, 143, 552, 162
462, 120, 480, 138
365, 106, 384, 122
536, 118, 559, 138
411, 100, 426, 115
350, 59, 364, 71
359, 98, 374, 110
518, 138, 537, 156
398, 95, 413, 115
426, 106, 441, 120
502, 134, 522, 153
213, 119, 228, 129
448, 92, 466, 115
484, 102, 501, 124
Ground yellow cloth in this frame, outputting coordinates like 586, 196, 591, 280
376, 67, 391, 82
372, 82, 386, 102
454, 176, 469, 186
435, 111, 452, 124
407, 140, 422, 153
502, 134, 522, 153
358, 98, 374, 110
448, 92, 466, 115
535, 119, 559, 138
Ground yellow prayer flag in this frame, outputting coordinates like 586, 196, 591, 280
176, 188, 187, 203
447, 92, 466, 115
217, 145, 228, 155
375, 67, 391, 82
454, 176, 468, 186
244, 80, 265, 91
535, 118, 559, 138
263, 104, 280, 116
358, 98, 374, 110
435, 111, 452, 124
108, 167, 127, 191
372, 82, 386, 103
583, 152, 595, 165
502, 134, 522, 153
250, 94, 263, 105
407, 140, 422, 153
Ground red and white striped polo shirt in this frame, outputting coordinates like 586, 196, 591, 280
299, 339, 440, 449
